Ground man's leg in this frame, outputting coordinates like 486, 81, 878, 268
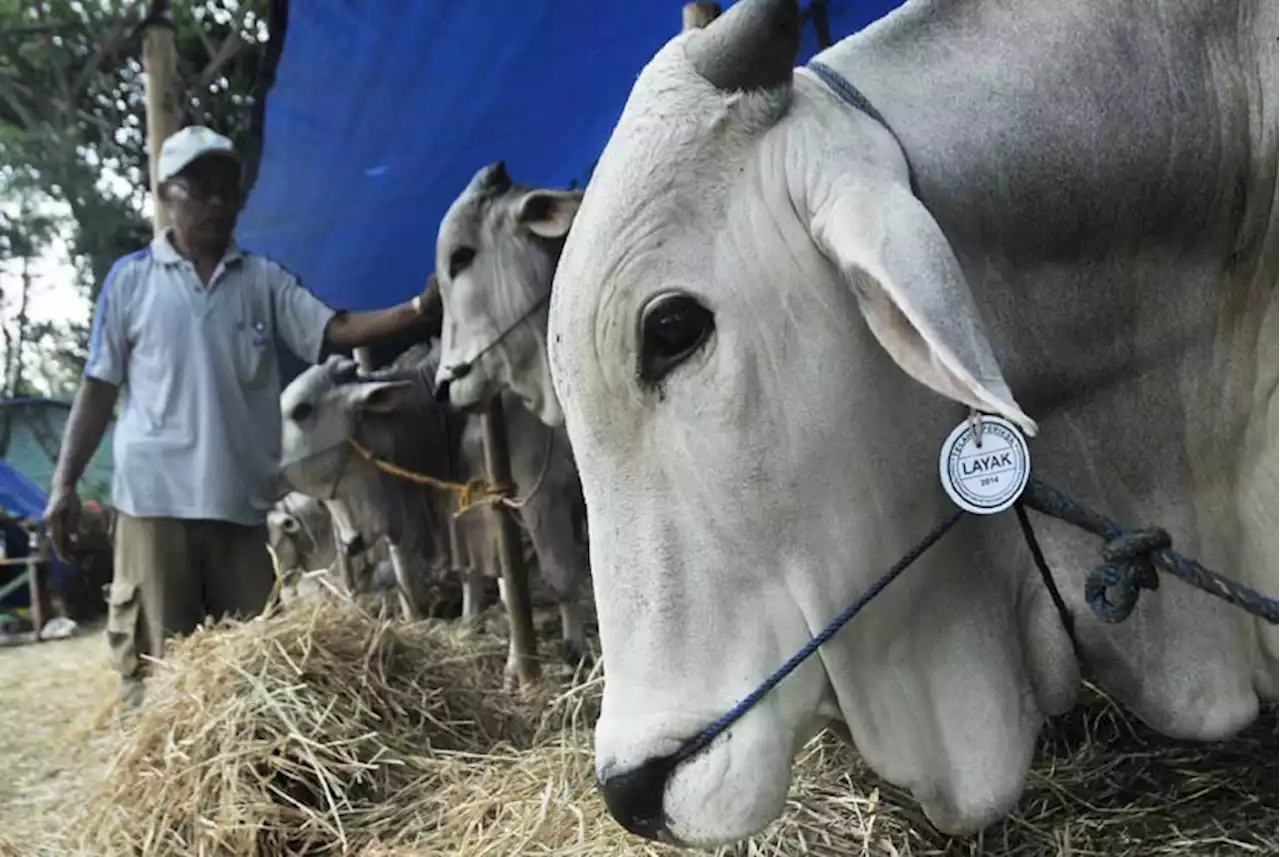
107, 514, 203, 710
200, 520, 277, 620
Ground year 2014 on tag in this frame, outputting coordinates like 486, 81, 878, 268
938, 413, 1031, 515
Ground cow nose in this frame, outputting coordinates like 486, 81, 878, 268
434, 378, 452, 404
597, 756, 675, 842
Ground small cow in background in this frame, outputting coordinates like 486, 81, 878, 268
278, 339, 591, 682
266, 491, 400, 608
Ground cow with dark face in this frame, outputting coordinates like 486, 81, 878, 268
279, 340, 592, 679
266, 491, 395, 606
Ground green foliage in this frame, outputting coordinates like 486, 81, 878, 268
0, 0, 270, 392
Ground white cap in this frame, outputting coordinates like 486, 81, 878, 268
156, 125, 238, 185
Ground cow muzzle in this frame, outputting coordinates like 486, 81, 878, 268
434, 361, 470, 405
597, 756, 679, 844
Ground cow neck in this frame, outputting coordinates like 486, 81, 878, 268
805, 60, 922, 199
328, 424, 359, 501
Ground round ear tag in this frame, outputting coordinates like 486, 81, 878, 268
938, 414, 1031, 515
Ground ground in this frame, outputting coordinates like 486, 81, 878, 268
0, 624, 115, 855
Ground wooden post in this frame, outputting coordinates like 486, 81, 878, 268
682, 2, 722, 30
142, 0, 182, 236
481, 396, 540, 686
25, 527, 52, 641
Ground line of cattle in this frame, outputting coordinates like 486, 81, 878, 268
267, 0, 1278, 849
268, 168, 594, 684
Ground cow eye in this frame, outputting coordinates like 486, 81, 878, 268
449, 246, 476, 278
290, 402, 314, 423
638, 293, 714, 386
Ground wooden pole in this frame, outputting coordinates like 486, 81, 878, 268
24, 527, 52, 641
142, 0, 182, 237
481, 396, 540, 686
682, 2, 722, 30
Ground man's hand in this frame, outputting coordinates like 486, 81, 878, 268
43, 481, 82, 563
327, 275, 445, 349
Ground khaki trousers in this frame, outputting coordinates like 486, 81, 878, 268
105, 513, 276, 709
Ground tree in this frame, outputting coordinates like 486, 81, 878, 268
0, 0, 273, 388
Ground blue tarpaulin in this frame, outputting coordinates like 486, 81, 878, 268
0, 459, 50, 522
236, 0, 903, 374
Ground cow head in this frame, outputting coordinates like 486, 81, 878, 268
433, 161, 583, 427
266, 507, 304, 573
267, 492, 337, 576
279, 355, 416, 498
548, 0, 1040, 848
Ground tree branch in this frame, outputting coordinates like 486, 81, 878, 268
31, 3, 74, 124
196, 5, 253, 90
0, 77, 35, 128
0, 23, 86, 40
68, 0, 148, 105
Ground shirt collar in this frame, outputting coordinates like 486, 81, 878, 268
150, 229, 244, 267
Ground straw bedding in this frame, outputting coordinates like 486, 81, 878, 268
0, 597, 1275, 857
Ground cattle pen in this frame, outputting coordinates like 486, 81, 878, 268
0, 592, 1275, 856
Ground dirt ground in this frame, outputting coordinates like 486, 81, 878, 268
0, 625, 117, 851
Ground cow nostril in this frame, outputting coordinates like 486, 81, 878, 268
434, 378, 452, 404
597, 756, 675, 842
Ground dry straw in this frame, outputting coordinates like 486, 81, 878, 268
3, 597, 1275, 857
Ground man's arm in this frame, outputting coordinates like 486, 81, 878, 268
325, 299, 428, 350
46, 260, 130, 558
273, 266, 443, 363
52, 378, 119, 491
56, 259, 131, 489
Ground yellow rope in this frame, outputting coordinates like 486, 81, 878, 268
344, 437, 510, 518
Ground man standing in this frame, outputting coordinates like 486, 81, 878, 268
43, 125, 438, 708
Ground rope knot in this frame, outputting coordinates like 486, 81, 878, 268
1085, 527, 1170, 623
451, 480, 517, 519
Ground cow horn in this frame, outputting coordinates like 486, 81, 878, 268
481, 161, 512, 191
683, 0, 801, 92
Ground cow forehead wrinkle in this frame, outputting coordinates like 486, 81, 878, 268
563, 139, 806, 407
550, 36, 797, 424
558, 72, 798, 306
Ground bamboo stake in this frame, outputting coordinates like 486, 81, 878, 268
482, 396, 540, 686
142, 0, 182, 237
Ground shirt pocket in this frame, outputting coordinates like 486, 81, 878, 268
235, 314, 273, 390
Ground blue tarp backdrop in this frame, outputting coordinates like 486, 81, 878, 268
0, 460, 49, 523
236, 0, 903, 371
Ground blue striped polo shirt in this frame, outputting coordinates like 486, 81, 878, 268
84, 232, 337, 526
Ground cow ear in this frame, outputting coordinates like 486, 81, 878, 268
348, 380, 415, 414
811, 177, 1038, 437
515, 190, 583, 239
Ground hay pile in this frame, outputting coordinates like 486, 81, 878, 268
18, 598, 1278, 857
59, 601, 538, 857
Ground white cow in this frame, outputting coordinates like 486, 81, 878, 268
547, 0, 1277, 847
433, 161, 582, 427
